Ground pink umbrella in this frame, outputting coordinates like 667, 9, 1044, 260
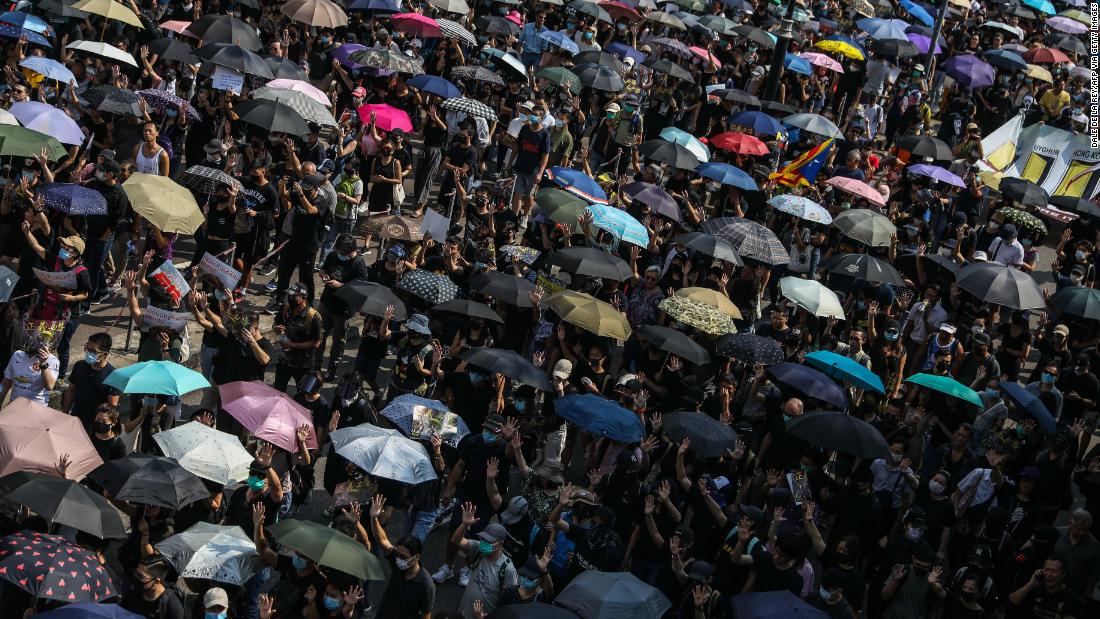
265, 78, 332, 106
357, 103, 414, 132
689, 46, 722, 68
599, 1, 642, 22
0, 398, 103, 481
159, 20, 199, 38
800, 52, 844, 72
390, 13, 442, 38
219, 381, 318, 453
826, 176, 886, 207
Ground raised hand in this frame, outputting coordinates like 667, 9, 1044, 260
197, 411, 216, 427
461, 501, 478, 526
669, 534, 681, 556
678, 437, 691, 455
486, 457, 499, 480
558, 482, 574, 506
343, 585, 363, 607
258, 594, 275, 619
640, 434, 658, 454
296, 424, 312, 446
252, 502, 266, 528
643, 494, 656, 515
327, 411, 341, 433
693, 585, 708, 608
55, 453, 71, 478
927, 565, 942, 585
255, 443, 275, 467
369, 494, 386, 518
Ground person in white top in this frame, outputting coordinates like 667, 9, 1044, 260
132, 119, 169, 176
987, 223, 1026, 268
0, 337, 58, 406
902, 283, 949, 371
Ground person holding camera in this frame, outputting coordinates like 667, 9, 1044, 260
268, 174, 327, 313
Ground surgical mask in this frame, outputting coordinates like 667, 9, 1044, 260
905, 527, 922, 542
528, 114, 540, 124
166, 109, 178, 119
891, 452, 903, 464
478, 541, 495, 555
584, 31, 594, 40
519, 576, 540, 590
983, 388, 999, 399
319, 36, 331, 46
337, 253, 350, 261
58, 249, 72, 262
1076, 250, 1087, 261
498, 6, 507, 13
971, 325, 984, 335
1022, 239, 1033, 247
1042, 372, 1055, 385
567, 21, 575, 30
291, 554, 308, 570
21, 170, 34, 182
323, 596, 342, 610
819, 586, 833, 602
93, 421, 113, 434
617, 22, 626, 30
782, 414, 792, 423
482, 430, 499, 444
514, 400, 527, 412
987, 221, 999, 232
205, 612, 227, 619
469, 371, 485, 385
395, 556, 413, 570
1015, 425, 1027, 437
928, 481, 945, 495
854, 301, 866, 311
885, 330, 899, 342
246, 475, 266, 490
86, 352, 101, 364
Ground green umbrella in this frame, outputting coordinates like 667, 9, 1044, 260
535, 188, 589, 230
904, 373, 983, 407
267, 519, 384, 581
832, 209, 897, 247
534, 67, 581, 94
1050, 286, 1100, 320
674, 0, 705, 11
0, 126, 68, 160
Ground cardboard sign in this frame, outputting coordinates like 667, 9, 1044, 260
147, 261, 191, 306
33, 268, 77, 289
143, 305, 191, 330
211, 65, 244, 95
198, 252, 242, 290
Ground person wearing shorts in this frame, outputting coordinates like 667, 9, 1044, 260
507, 104, 550, 227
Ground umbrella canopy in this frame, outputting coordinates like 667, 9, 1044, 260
896, 134, 953, 161
122, 173, 204, 234
696, 162, 758, 191
658, 295, 737, 334
153, 421, 256, 485
390, 12, 442, 38
701, 217, 789, 265
956, 262, 1044, 310
546, 167, 608, 204
348, 48, 424, 74
710, 132, 770, 155
85, 453, 160, 495
815, 35, 866, 60
662, 412, 737, 458
282, 0, 348, 26
805, 350, 885, 393
475, 15, 520, 35
555, 395, 645, 443
0, 398, 101, 480
538, 246, 633, 281
268, 518, 384, 581
333, 280, 406, 319
10, 101, 83, 145
103, 360, 209, 396
675, 287, 741, 318
784, 53, 813, 75
219, 381, 319, 453
66, 40, 137, 67
786, 411, 889, 458
821, 253, 904, 285
783, 113, 840, 137
640, 139, 700, 169
729, 590, 831, 618
636, 325, 709, 365
717, 333, 784, 366
622, 182, 680, 220
329, 423, 438, 484
5, 473, 126, 539
357, 103, 413, 132
857, 17, 910, 39
800, 52, 844, 72
675, 232, 743, 266
193, 43, 273, 78
1047, 15, 1089, 33
1001, 382, 1056, 434
114, 456, 211, 509
378, 395, 469, 447
427, 0, 470, 12
148, 36, 195, 63
644, 58, 693, 81
185, 14, 262, 50
586, 203, 649, 247
734, 25, 778, 48
825, 176, 886, 207
458, 347, 554, 391
406, 74, 461, 99
998, 177, 1050, 208
1050, 286, 1100, 320
767, 194, 832, 224
907, 163, 965, 188
1023, 47, 1070, 64
397, 269, 460, 304
905, 373, 983, 407
540, 30, 580, 54
0, 265, 17, 302
660, 127, 709, 162
156, 523, 261, 586
19, 57, 74, 83
0, 531, 115, 602
832, 209, 896, 246
542, 291, 632, 340
572, 62, 625, 92
535, 66, 581, 94
33, 604, 142, 619
767, 362, 849, 409
0, 125, 67, 160
433, 299, 502, 323
451, 65, 506, 86
40, 183, 107, 216
944, 54, 996, 89
469, 272, 536, 307
647, 10, 686, 29
138, 88, 200, 121
234, 98, 310, 136
178, 165, 243, 195
70, 0, 141, 26
557, 570, 671, 619
983, 48, 1028, 72
780, 277, 845, 319
96, 88, 143, 117
436, 18, 477, 46
439, 96, 497, 122
730, 110, 785, 136
264, 78, 331, 105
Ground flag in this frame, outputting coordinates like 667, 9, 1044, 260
977, 113, 1024, 173
769, 138, 835, 187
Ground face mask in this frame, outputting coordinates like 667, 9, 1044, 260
782, 414, 792, 423
482, 430, 499, 444
1022, 239, 1033, 247
911, 564, 930, 576
971, 325, 984, 335
1015, 425, 1027, 437
205, 612, 227, 619
819, 586, 833, 602
323, 596, 342, 611
93, 421, 112, 434
247, 475, 266, 491
478, 541, 495, 555
514, 400, 527, 412
567, 21, 575, 29
1071, 275, 1084, 285
519, 576, 540, 590
1076, 251, 1087, 261
291, 554, 308, 570
86, 352, 101, 364
58, 249, 72, 262
983, 388, 999, 399
885, 330, 899, 342
498, 6, 507, 13
21, 170, 34, 182
800, 463, 814, 474
584, 31, 594, 40
891, 452, 903, 464
319, 36, 331, 46
987, 221, 999, 232
1042, 372, 1055, 385
529, 114, 541, 124
337, 253, 351, 261
928, 481, 945, 495
469, 371, 484, 385
616, 22, 626, 30
905, 528, 922, 542
166, 108, 178, 119
960, 590, 978, 601
855, 301, 866, 311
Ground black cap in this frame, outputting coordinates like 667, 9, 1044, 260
98, 158, 122, 174
302, 173, 326, 188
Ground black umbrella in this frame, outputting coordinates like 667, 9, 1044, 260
1049, 286, 1100, 320
896, 134, 953, 161
149, 37, 195, 63
334, 279, 407, 320
1050, 195, 1100, 217
637, 325, 709, 365
81, 84, 118, 108
234, 98, 311, 136
5, 474, 126, 539
536, 246, 633, 281
573, 63, 625, 92
86, 453, 161, 495
894, 251, 959, 283
451, 65, 505, 86
115, 457, 211, 510
956, 262, 1045, 310
97, 88, 142, 117
458, 347, 554, 391
569, 0, 613, 23
475, 15, 520, 35
716, 333, 785, 366
194, 43, 274, 78
263, 55, 308, 80
432, 299, 503, 323
468, 272, 536, 307
998, 177, 1050, 208
821, 253, 904, 285
760, 99, 797, 114
574, 51, 624, 73
1049, 33, 1087, 56
186, 14, 263, 51
785, 411, 890, 458
733, 24, 778, 48
675, 232, 743, 266
714, 88, 762, 107
643, 58, 693, 82
871, 38, 919, 57
639, 139, 701, 170
0, 531, 116, 603
661, 411, 738, 459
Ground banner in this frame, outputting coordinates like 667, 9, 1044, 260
211, 65, 244, 95
409, 405, 463, 447
980, 116, 1100, 200
32, 268, 76, 289
198, 252, 242, 290
147, 261, 191, 306
143, 305, 191, 330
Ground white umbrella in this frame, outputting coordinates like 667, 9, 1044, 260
0, 108, 19, 126
779, 276, 845, 319
155, 522, 262, 586
152, 421, 255, 485
65, 40, 138, 68
10, 101, 84, 145
329, 423, 438, 485
263, 77, 331, 106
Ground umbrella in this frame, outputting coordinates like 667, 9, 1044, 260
1022, 0, 1056, 14
907, 33, 943, 55
995, 207, 1046, 238
907, 163, 965, 188
268, 518, 384, 581
475, 15, 520, 35
586, 203, 649, 247
428, 0, 470, 12
103, 360, 209, 396
156, 523, 261, 586
713, 89, 763, 108
178, 165, 244, 195
675, 232, 743, 266
482, 47, 526, 77
114, 457, 211, 510
138, 88, 200, 121
1050, 286, 1100, 320
783, 113, 840, 137
710, 132, 770, 155
334, 280, 407, 319
535, 67, 581, 94
905, 373, 983, 407
219, 381, 319, 453
832, 209, 896, 246
546, 167, 608, 204
33, 0, 89, 18
871, 38, 920, 57
899, 0, 934, 25
556, 571, 671, 618
542, 291, 632, 340
956, 262, 1045, 310
805, 350, 885, 393
730, 110, 785, 136
896, 134, 953, 161
701, 217, 789, 265
469, 272, 536, 307
348, 48, 424, 74
800, 52, 845, 72
1023, 47, 1070, 64
944, 54, 996, 89
998, 177, 1049, 208
433, 299, 502, 323
439, 97, 497, 122
857, 17, 910, 40
555, 395, 645, 443
186, 14, 262, 50
1000, 382, 1056, 434
40, 183, 107, 216
821, 253, 904, 285
661, 412, 737, 458
233, 98, 310, 136
784, 53, 813, 75
5, 474, 126, 538
622, 182, 679, 220
983, 48, 1028, 72
0, 531, 115, 602
540, 30, 580, 54
452, 65, 506, 86
637, 325, 709, 365
767, 194, 832, 224
815, 35, 866, 60
696, 162, 758, 191
158, 19, 194, 35
733, 25, 778, 48
330, 423, 437, 484
66, 40, 136, 67
0, 265, 17, 302
378, 395, 469, 447
689, 46, 721, 67
981, 21, 1025, 40
10, 102, 83, 145
0, 125, 67, 160
193, 43, 273, 78
0, 398, 101, 480
786, 411, 889, 458
0, 11, 50, 33
647, 10, 686, 30
148, 36, 195, 63
282, 0, 347, 26
1058, 8, 1091, 24
650, 37, 692, 57
570, 0, 613, 22
717, 333, 783, 365
397, 269, 460, 304
390, 12, 442, 37
674, 287, 741, 318
767, 362, 849, 409
895, 252, 960, 283
660, 127, 709, 162
33, 604, 142, 619
458, 348, 554, 391
329, 44, 368, 70
0, 108, 15, 126
658, 296, 737, 335
729, 591, 829, 619
153, 421, 256, 485
698, 13, 737, 34
538, 246, 633, 281
265, 78, 330, 105
437, 18, 477, 46
779, 277, 845, 319
250, 89, 337, 127
825, 177, 886, 207
608, 42, 647, 64
70, 0, 141, 27
1049, 35, 1086, 57
573, 63, 625, 92
1047, 15, 1089, 33
407, 74, 460, 99
357, 103, 413, 132
97, 89, 143, 117
85, 453, 160, 495
534, 187, 589, 229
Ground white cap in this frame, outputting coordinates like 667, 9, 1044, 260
552, 359, 573, 379
939, 323, 957, 334
972, 250, 988, 262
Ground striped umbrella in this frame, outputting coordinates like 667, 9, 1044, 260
251, 88, 338, 127
440, 97, 497, 121
178, 165, 243, 194
701, 217, 789, 265
437, 18, 476, 46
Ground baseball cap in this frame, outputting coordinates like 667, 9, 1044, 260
352, 86, 367, 98
1054, 324, 1070, 337
204, 588, 229, 609
500, 496, 529, 525
739, 505, 766, 526
286, 282, 309, 298
386, 244, 407, 259
99, 149, 116, 160
972, 250, 989, 262
552, 359, 573, 379
605, 102, 621, 113
687, 560, 714, 581
319, 159, 336, 174
302, 173, 326, 188
518, 557, 544, 580
483, 413, 505, 432
1000, 223, 1018, 239
966, 122, 979, 131
971, 332, 991, 346
59, 235, 85, 256
477, 523, 508, 543
98, 158, 122, 174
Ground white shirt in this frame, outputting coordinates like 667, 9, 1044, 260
4, 350, 58, 405
904, 301, 948, 344
957, 467, 998, 509
987, 237, 1026, 268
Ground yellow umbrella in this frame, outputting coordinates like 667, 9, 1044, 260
814, 39, 865, 61
122, 173, 205, 234
541, 291, 632, 340
674, 287, 743, 319
71, 0, 144, 27
1025, 64, 1053, 83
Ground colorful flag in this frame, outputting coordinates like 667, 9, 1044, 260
769, 138, 835, 187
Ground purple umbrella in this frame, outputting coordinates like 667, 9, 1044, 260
649, 37, 692, 58
332, 43, 368, 69
907, 164, 965, 188
40, 182, 108, 215
944, 54, 996, 89
607, 41, 646, 64
623, 181, 680, 221
906, 33, 941, 54
138, 88, 200, 121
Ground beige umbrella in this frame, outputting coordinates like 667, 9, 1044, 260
0, 398, 103, 481
542, 290, 632, 340
363, 215, 423, 242
427, 0, 471, 13
281, 0, 348, 28
122, 173, 205, 234
674, 287, 742, 319
71, 0, 143, 28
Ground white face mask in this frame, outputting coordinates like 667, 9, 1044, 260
928, 481, 945, 495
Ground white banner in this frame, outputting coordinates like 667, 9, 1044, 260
211, 65, 244, 95
981, 116, 1100, 200
198, 252, 242, 291
143, 305, 191, 330
33, 268, 76, 289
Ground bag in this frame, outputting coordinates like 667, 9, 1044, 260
393, 182, 406, 205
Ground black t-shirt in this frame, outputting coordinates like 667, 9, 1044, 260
287, 194, 323, 249
377, 549, 437, 619
212, 336, 273, 384
1013, 584, 1083, 619
92, 434, 126, 462
513, 125, 550, 175
294, 393, 333, 435
455, 432, 509, 504
320, 253, 369, 315
119, 586, 186, 619
87, 181, 129, 238
750, 547, 803, 595
271, 553, 328, 619
442, 144, 478, 180
224, 485, 282, 540
69, 361, 120, 426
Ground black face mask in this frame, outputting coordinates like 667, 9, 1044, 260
93, 421, 113, 434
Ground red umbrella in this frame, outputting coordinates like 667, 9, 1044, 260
598, 1, 642, 21
1022, 47, 1070, 63
390, 12, 442, 38
710, 132, 770, 155
357, 103, 414, 132
0, 531, 115, 603
689, 46, 722, 68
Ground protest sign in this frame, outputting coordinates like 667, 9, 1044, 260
143, 305, 191, 330
147, 261, 191, 306
198, 252, 242, 290
33, 268, 77, 289
211, 65, 244, 95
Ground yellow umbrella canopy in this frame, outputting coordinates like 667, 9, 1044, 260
71, 0, 144, 27
674, 287, 743, 319
541, 290, 632, 340
281, 0, 349, 28
1025, 64, 1053, 83
122, 173, 205, 234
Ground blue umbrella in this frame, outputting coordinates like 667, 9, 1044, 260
730, 110, 785, 137
1022, 0, 1056, 14
18, 57, 74, 83
34, 604, 144, 619
378, 394, 471, 446
696, 162, 759, 191
554, 394, 645, 443
540, 30, 580, 54
40, 182, 108, 215
856, 17, 911, 40
1000, 382, 1057, 434
730, 591, 830, 618
347, 0, 401, 11
660, 126, 710, 162
766, 362, 849, 409
0, 24, 51, 47
0, 11, 51, 34
406, 74, 460, 99
103, 361, 210, 396
586, 203, 649, 246
900, 0, 935, 26
982, 48, 1028, 72
784, 53, 813, 75
607, 41, 646, 64
804, 350, 885, 394
546, 166, 608, 204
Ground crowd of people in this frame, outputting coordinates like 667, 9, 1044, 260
0, 0, 1095, 617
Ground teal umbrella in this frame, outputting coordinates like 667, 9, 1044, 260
586, 203, 650, 247
659, 127, 710, 162
904, 373, 983, 407
805, 350, 885, 394
103, 360, 210, 396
